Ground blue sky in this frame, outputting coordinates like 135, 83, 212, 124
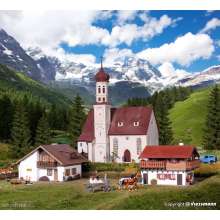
0, 10, 220, 75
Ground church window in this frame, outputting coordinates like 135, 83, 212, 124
113, 138, 118, 156
98, 97, 101, 102
117, 122, 123, 127
134, 121, 139, 126
102, 86, 105, 93
136, 138, 142, 154
103, 97, 106, 102
98, 86, 101, 93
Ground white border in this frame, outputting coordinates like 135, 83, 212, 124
0, 0, 220, 10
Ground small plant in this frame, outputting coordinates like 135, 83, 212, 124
151, 179, 157, 185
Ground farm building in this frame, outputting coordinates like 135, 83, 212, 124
139, 145, 200, 186
17, 144, 87, 182
77, 62, 159, 163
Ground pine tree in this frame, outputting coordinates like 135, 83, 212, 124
0, 95, 13, 141
10, 103, 31, 158
156, 94, 173, 145
203, 85, 220, 150
69, 94, 86, 148
35, 113, 51, 147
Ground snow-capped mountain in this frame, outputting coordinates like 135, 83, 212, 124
0, 29, 42, 81
1, 28, 220, 94
177, 65, 220, 88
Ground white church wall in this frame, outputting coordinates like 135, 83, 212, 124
109, 135, 147, 163
77, 142, 88, 153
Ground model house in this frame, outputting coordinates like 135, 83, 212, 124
17, 144, 87, 182
139, 145, 200, 186
77, 63, 159, 163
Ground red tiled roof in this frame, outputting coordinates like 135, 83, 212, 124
139, 145, 199, 159
41, 144, 87, 166
108, 106, 153, 135
95, 67, 110, 82
78, 110, 95, 142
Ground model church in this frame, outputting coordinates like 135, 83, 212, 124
77, 62, 159, 163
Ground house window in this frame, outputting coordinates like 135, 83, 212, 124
118, 122, 123, 127
113, 138, 118, 156
65, 169, 70, 176
80, 143, 83, 147
72, 168, 77, 175
134, 121, 139, 126
126, 136, 129, 140
47, 169, 52, 176
98, 86, 101, 93
136, 138, 142, 154
102, 86, 105, 93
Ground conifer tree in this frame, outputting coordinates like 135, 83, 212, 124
35, 113, 51, 147
10, 103, 31, 158
69, 94, 86, 148
0, 95, 13, 141
203, 85, 220, 150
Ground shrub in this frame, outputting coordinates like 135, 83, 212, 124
39, 176, 50, 181
194, 163, 220, 178
151, 179, 157, 185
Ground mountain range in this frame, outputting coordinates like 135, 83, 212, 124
0, 28, 220, 103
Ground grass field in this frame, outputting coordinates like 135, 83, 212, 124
169, 87, 211, 146
0, 174, 220, 210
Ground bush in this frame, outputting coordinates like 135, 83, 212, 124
82, 162, 133, 172
151, 179, 157, 185
39, 176, 50, 181
194, 163, 220, 178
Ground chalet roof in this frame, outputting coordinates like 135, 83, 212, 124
139, 145, 199, 159
17, 144, 87, 166
78, 106, 153, 142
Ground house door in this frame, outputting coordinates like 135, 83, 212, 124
123, 149, 131, 162
143, 173, 148, 184
54, 169, 58, 181
177, 174, 182, 185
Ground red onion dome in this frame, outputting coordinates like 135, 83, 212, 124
95, 67, 110, 82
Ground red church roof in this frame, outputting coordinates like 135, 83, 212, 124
78, 110, 95, 142
95, 67, 110, 82
139, 145, 199, 159
78, 106, 154, 142
108, 106, 153, 135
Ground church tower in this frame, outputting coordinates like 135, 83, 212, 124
93, 60, 111, 162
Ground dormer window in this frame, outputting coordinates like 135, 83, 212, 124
134, 121, 139, 126
117, 122, 124, 127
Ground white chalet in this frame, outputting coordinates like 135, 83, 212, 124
77, 63, 159, 163
17, 144, 87, 182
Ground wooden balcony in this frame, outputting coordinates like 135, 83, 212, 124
37, 161, 57, 168
140, 160, 166, 169
140, 159, 200, 171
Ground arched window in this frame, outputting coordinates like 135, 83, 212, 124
102, 86, 105, 93
136, 138, 142, 155
103, 97, 106, 102
113, 138, 118, 156
98, 86, 101, 93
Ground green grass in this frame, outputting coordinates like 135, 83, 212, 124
169, 87, 212, 146
0, 175, 220, 209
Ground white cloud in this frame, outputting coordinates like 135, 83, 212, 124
0, 11, 177, 50
116, 10, 137, 25
158, 62, 189, 78
137, 32, 214, 66
200, 18, 220, 33
103, 47, 134, 66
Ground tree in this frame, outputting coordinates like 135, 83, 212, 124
0, 95, 13, 141
35, 113, 51, 147
10, 103, 31, 158
69, 94, 86, 148
156, 94, 173, 145
203, 85, 220, 150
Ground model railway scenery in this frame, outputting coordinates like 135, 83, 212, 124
0, 9, 220, 211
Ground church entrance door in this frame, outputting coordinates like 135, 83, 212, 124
123, 149, 131, 162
